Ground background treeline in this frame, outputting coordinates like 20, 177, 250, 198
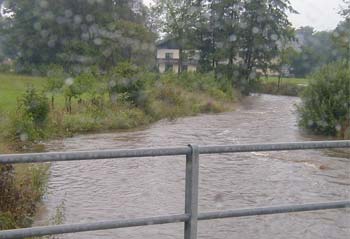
1, 1, 349, 94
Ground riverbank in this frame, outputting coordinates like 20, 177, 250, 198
0, 72, 237, 229
256, 77, 309, 96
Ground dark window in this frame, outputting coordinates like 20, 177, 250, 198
165, 53, 173, 59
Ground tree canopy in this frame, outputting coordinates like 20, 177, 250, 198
1, 0, 156, 74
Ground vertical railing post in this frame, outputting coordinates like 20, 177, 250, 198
184, 144, 199, 239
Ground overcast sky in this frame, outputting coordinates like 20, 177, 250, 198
143, 0, 345, 31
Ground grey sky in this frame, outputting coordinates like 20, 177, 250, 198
143, 0, 345, 31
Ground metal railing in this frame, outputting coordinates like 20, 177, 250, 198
0, 140, 349, 239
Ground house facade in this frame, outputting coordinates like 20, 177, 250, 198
156, 39, 199, 74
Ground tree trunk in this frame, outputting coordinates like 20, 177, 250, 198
178, 47, 183, 75
51, 95, 55, 110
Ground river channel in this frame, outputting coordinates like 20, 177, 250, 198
37, 94, 350, 239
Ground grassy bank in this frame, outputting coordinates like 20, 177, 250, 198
257, 77, 309, 96
0, 71, 236, 229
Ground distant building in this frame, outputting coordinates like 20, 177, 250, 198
156, 39, 199, 74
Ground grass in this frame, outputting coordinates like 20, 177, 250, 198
258, 77, 309, 96
262, 77, 310, 86
0, 74, 48, 113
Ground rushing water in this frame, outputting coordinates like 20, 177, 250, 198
37, 94, 350, 239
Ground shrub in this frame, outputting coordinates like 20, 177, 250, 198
298, 63, 350, 138
9, 87, 50, 142
0, 164, 48, 229
19, 87, 50, 126
107, 62, 146, 106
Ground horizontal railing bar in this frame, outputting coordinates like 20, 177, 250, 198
1, 201, 349, 239
199, 140, 350, 155
0, 147, 190, 164
0, 214, 190, 239
198, 201, 350, 221
0, 140, 349, 164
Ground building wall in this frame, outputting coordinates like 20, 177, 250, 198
188, 65, 197, 72
157, 48, 197, 73
158, 63, 180, 73
157, 49, 180, 59
159, 63, 166, 73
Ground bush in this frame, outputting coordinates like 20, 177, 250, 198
107, 62, 146, 106
0, 164, 48, 229
10, 87, 50, 142
19, 87, 50, 126
298, 63, 350, 138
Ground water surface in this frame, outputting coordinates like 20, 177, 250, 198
38, 94, 350, 239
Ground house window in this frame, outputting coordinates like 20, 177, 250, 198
165, 53, 173, 59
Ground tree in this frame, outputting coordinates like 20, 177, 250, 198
2, 0, 155, 74
45, 65, 65, 109
237, 0, 296, 94
340, 0, 350, 18
151, 0, 202, 73
289, 27, 342, 77
334, 1, 350, 67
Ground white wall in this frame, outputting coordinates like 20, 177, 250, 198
158, 63, 179, 73
188, 65, 197, 72
157, 49, 180, 59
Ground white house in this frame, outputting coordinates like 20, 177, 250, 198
156, 39, 199, 73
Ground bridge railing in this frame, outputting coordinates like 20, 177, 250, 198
0, 140, 349, 239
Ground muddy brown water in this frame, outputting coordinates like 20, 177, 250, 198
37, 94, 350, 239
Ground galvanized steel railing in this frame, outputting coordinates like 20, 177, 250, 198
0, 140, 350, 239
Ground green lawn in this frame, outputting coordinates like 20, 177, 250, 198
0, 73, 48, 112
263, 77, 309, 86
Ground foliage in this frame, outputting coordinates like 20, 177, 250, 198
7, 87, 50, 143
298, 63, 350, 138
151, 0, 201, 73
333, 19, 350, 67
1, 0, 155, 74
106, 62, 146, 106
0, 164, 49, 229
45, 65, 66, 108
289, 25, 348, 78
152, 0, 296, 94
258, 81, 305, 96
18, 87, 50, 126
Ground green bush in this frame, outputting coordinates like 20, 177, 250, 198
19, 87, 50, 126
107, 62, 146, 106
298, 63, 350, 138
9, 87, 50, 142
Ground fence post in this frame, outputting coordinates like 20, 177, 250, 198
184, 144, 199, 239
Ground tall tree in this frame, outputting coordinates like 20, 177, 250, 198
151, 0, 202, 73
1, 0, 155, 74
334, 1, 350, 67
237, 0, 296, 94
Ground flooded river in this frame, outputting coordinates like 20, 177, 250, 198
38, 94, 349, 239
